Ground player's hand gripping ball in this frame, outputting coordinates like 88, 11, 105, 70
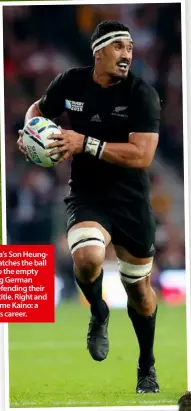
46, 128, 85, 162
22, 117, 62, 167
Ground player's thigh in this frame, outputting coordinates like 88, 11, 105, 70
115, 245, 153, 265
112, 193, 155, 281
111, 199, 156, 258
65, 193, 111, 272
111, 199, 155, 276
68, 221, 111, 270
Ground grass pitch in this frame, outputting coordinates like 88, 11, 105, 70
9, 302, 187, 408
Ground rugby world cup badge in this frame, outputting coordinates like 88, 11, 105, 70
65, 99, 84, 112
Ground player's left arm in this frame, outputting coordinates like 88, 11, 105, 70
100, 132, 158, 168
98, 84, 160, 168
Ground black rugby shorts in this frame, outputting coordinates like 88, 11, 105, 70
64, 192, 156, 258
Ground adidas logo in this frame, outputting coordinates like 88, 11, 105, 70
149, 244, 155, 252
90, 114, 101, 122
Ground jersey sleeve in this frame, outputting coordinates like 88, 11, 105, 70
38, 72, 69, 119
129, 82, 161, 134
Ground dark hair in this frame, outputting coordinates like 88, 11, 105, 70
178, 392, 191, 411
91, 20, 130, 47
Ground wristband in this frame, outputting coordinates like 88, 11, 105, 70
83, 136, 106, 159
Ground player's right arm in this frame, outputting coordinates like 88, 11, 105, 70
17, 72, 68, 157
17, 102, 43, 157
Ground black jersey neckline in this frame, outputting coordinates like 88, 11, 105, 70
88, 66, 130, 93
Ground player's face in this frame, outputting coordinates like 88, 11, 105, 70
101, 39, 133, 79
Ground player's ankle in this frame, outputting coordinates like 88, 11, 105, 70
139, 355, 155, 371
91, 300, 109, 322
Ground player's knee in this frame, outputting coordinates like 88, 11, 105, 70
73, 247, 104, 280
127, 278, 149, 304
126, 276, 157, 316
67, 227, 106, 281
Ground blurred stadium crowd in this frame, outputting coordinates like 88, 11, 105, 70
4, 4, 185, 302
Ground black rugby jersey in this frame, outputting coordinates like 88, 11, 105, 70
39, 66, 160, 201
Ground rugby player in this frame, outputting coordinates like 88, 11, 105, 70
17, 20, 161, 393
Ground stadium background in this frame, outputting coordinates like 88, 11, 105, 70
3, 3, 187, 408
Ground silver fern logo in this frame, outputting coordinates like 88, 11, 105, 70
112, 106, 128, 118
114, 106, 128, 113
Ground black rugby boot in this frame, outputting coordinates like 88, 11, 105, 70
87, 312, 110, 361
136, 365, 159, 393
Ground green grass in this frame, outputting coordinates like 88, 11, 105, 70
9, 302, 187, 408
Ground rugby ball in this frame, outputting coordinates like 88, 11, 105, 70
22, 117, 62, 167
